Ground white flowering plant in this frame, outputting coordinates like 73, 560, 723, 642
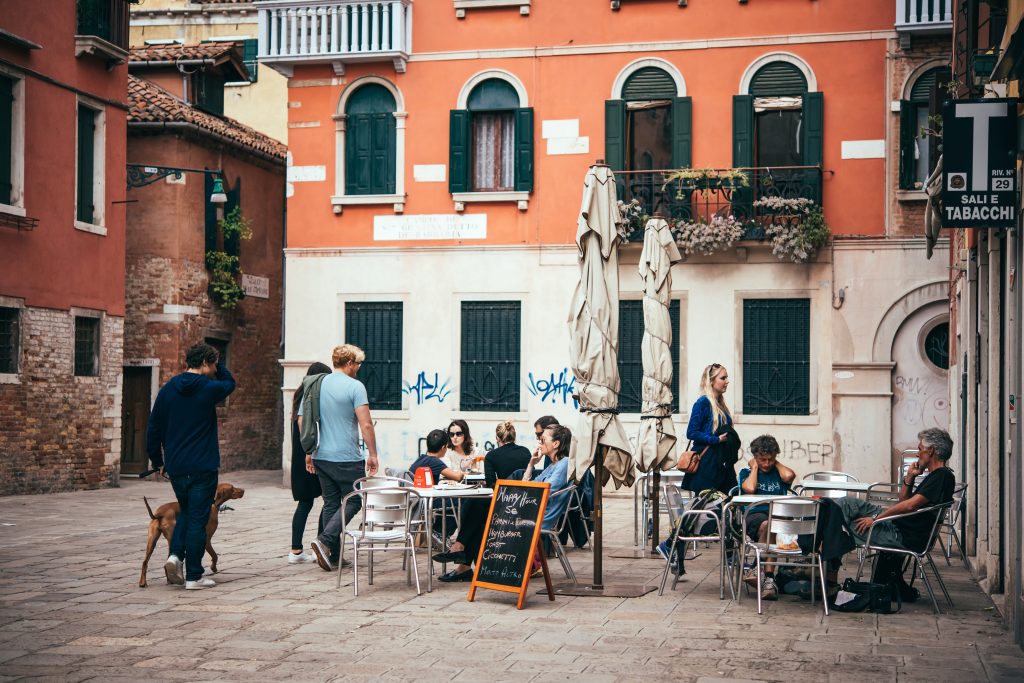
753, 196, 830, 263
616, 198, 647, 243
671, 213, 745, 255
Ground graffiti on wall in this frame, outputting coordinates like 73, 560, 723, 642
402, 371, 453, 405
526, 368, 578, 408
893, 374, 949, 431
778, 440, 834, 466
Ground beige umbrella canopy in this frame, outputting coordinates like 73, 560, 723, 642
635, 217, 682, 473
567, 164, 634, 490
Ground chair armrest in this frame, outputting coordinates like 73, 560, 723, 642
862, 501, 952, 548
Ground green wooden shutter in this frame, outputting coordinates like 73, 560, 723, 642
370, 111, 395, 194
898, 100, 916, 190
242, 38, 258, 82
346, 302, 403, 410
801, 91, 824, 204
449, 110, 471, 193
76, 104, 95, 224
0, 76, 13, 206
346, 113, 372, 195
671, 97, 692, 169
732, 95, 754, 219
514, 107, 534, 193
224, 179, 242, 259
604, 99, 626, 172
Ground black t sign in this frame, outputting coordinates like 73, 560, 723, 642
942, 98, 1018, 229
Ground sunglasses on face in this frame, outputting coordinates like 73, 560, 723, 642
449, 431, 463, 437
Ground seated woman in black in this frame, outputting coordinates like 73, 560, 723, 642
435, 420, 530, 582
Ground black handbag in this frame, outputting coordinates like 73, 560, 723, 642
833, 578, 902, 614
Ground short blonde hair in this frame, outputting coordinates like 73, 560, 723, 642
495, 420, 516, 444
332, 344, 365, 368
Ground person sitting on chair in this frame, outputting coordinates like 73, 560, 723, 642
738, 434, 797, 602
409, 429, 465, 549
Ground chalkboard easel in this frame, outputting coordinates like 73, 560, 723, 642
468, 479, 555, 609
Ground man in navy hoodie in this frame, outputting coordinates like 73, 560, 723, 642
147, 343, 236, 590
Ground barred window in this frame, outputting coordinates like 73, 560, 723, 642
461, 301, 520, 412
0, 307, 19, 374
618, 299, 681, 414
74, 316, 100, 377
742, 299, 810, 415
345, 302, 403, 411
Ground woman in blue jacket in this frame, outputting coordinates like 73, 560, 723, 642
682, 363, 734, 494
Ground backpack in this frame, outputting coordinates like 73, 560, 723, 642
298, 373, 329, 455
670, 488, 730, 575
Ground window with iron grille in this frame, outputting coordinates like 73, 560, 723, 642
742, 299, 810, 415
0, 307, 19, 374
461, 301, 520, 412
617, 299, 681, 414
345, 302, 403, 411
74, 316, 100, 377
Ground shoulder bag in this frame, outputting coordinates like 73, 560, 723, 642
676, 441, 710, 475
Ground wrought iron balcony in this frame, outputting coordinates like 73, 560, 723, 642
257, 0, 412, 77
75, 0, 131, 63
615, 166, 823, 243
895, 0, 953, 34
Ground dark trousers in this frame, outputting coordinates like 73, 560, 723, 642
455, 498, 489, 564
169, 470, 218, 581
314, 459, 365, 557
292, 498, 324, 551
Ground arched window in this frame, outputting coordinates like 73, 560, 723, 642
899, 66, 951, 190
734, 57, 823, 211
605, 63, 691, 174
345, 84, 397, 196
450, 75, 533, 194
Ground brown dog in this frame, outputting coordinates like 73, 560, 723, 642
139, 483, 245, 587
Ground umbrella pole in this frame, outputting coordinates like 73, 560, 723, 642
650, 469, 661, 554
592, 445, 604, 589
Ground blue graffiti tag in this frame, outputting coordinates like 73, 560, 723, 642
527, 369, 578, 408
402, 371, 452, 405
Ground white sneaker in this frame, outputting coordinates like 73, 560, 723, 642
185, 577, 216, 590
287, 551, 315, 564
164, 555, 184, 585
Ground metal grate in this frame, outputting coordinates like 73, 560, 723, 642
74, 316, 100, 377
742, 299, 810, 415
749, 62, 808, 96
622, 66, 677, 101
460, 301, 520, 412
0, 307, 18, 374
617, 300, 681, 413
345, 302, 403, 411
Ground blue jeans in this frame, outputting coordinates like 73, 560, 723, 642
169, 470, 218, 581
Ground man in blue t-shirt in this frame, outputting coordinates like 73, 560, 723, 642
304, 344, 379, 572
738, 434, 796, 601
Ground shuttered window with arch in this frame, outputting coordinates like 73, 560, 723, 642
345, 84, 397, 196
450, 79, 533, 194
899, 66, 951, 191
605, 66, 691, 177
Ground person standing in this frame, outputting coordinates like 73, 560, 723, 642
287, 361, 331, 564
305, 344, 380, 572
682, 363, 736, 494
146, 343, 236, 590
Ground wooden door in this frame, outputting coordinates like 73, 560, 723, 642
121, 367, 151, 474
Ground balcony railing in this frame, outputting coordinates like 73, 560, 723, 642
616, 166, 823, 242
896, 0, 953, 34
257, 0, 412, 76
76, 0, 130, 50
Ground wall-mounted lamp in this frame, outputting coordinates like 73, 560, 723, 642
210, 177, 227, 205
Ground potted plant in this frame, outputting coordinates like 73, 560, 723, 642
671, 213, 744, 256
205, 206, 253, 309
753, 196, 830, 263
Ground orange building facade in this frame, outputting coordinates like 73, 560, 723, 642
265, 0, 954, 484
0, 0, 130, 493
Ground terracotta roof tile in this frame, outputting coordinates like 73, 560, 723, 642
129, 42, 242, 63
128, 75, 286, 161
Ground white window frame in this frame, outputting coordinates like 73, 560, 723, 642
454, 0, 531, 19
0, 64, 26, 218
74, 96, 107, 235
332, 76, 407, 214
71, 307, 104, 380
0, 296, 24, 383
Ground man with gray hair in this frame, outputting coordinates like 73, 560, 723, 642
828, 428, 956, 571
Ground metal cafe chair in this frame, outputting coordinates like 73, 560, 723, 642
800, 471, 859, 499
658, 491, 724, 596
855, 500, 956, 614
663, 483, 701, 560
936, 483, 968, 567
541, 485, 580, 584
336, 479, 423, 596
739, 497, 828, 615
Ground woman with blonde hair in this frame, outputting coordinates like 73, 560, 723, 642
484, 420, 533, 488
681, 363, 737, 494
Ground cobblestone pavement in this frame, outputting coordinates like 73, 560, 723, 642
1, 470, 1022, 682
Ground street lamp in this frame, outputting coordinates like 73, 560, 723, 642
210, 177, 227, 221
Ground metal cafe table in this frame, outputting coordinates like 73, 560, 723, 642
415, 484, 493, 592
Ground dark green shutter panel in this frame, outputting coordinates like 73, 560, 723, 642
242, 38, 258, 82
346, 302, 403, 410
347, 113, 372, 195
801, 91, 824, 204
0, 76, 13, 206
205, 173, 217, 252
76, 105, 95, 224
743, 299, 810, 415
224, 179, 242, 259
461, 301, 521, 412
617, 299, 681, 413
604, 99, 625, 172
732, 95, 754, 219
749, 62, 808, 96
898, 100, 916, 190
449, 110, 470, 193
671, 96, 692, 169
514, 107, 534, 193
370, 112, 394, 194
622, 67, 677, 101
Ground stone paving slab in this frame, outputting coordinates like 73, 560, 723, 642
0, 469, 1023, 682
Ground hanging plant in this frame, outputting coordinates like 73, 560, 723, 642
664, 167, 750, 197
672, 213, 744, 256
616, 198, 647, 243
204, 207, 252, 309
754, 196, 830, 263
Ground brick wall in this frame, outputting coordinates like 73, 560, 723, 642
0, 307, 123, 495
888, 36, 951, 237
